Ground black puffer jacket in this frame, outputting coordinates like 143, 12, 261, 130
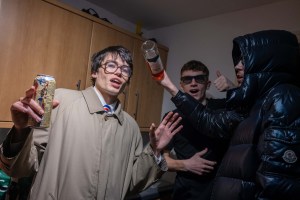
171, 30, 300, 200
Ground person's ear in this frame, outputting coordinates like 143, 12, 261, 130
91, 70, 98, 78
206, 80, 211, 90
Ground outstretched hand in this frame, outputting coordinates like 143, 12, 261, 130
149, 112, 182, 156
10, 86, 59, 131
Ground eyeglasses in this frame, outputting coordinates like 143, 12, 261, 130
100, 61, 132, 77
180, 75, 208, 84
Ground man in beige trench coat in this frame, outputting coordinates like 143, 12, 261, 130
0, 46, 182, 200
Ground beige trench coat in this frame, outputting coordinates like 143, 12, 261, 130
0, 87, 162, 200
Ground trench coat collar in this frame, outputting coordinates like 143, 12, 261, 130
81, 86, 124, 125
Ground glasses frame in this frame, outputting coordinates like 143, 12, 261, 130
100, 61, 132, 78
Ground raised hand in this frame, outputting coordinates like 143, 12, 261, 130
10, 86, 59, 131
149, 112, 182, 156
213, 70, 236, 92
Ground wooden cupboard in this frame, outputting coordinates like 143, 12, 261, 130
0, 0, 92, 127
0, 0, 168, 131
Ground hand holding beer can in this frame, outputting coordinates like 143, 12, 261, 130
28, 74, 56, 128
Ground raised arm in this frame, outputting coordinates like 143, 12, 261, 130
156, 71, 243, 139
0, 86, 59, 177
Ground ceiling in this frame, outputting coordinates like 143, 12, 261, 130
86, 0, 285, 30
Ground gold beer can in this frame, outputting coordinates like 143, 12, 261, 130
28, 74, 56, 128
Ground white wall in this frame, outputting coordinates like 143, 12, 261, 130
60, 0, 300, 119
147, 0, 300, 118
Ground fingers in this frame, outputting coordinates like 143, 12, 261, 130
11, 86, 59, 130
195, 150, 216, 167
189, 164, 214, 175
165, 112, 180, 126
213, 75, 227, 92
149, 123, 156, 131
20, 87, 59, 113
185, 153, 217, 175
11, 100, 42, 123
25, 86, 36, 98
11, 101, 30, 115
20, 86, 44, 114
149, 123, 155, 134
161, 111, 174, 125
52, 100, 60, 108
203, 160, 216, 168
166, 113, 182, 135
10, 87, 42, 127
18, 100, 41, 120
197, 148, 208, 156
193, 160, 216, 174
160, 112, 182, 129
149, 123, 156, 137
172, 124, 183, 136
216, 70, 222, 77
20, 97, 44, 116
201, 157, 217, 169
194, 150, 217, 169
159, 112, 183, 138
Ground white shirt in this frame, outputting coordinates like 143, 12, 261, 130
93, 86, 117, 113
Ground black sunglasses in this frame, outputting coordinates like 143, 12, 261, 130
180, 75, 208, 84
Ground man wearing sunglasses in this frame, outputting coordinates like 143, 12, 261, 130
163, 60, 229, 200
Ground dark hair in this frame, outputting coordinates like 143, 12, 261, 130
90, 46, 133, 86
180, 60, 209, 77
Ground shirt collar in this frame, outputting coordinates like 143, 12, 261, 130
93, 86, 117, 113
81, 87, 124, 125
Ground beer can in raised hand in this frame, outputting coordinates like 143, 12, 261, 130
28, 74, 56, 128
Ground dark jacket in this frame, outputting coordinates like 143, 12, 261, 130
167, 98, 228, 200
171, 30, 300, 200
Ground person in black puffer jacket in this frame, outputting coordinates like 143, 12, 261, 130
156, 30, 300, 200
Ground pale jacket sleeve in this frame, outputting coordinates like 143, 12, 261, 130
0, 89, 65, 178
0, 127, 49, 178
127, 131, 165, 195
